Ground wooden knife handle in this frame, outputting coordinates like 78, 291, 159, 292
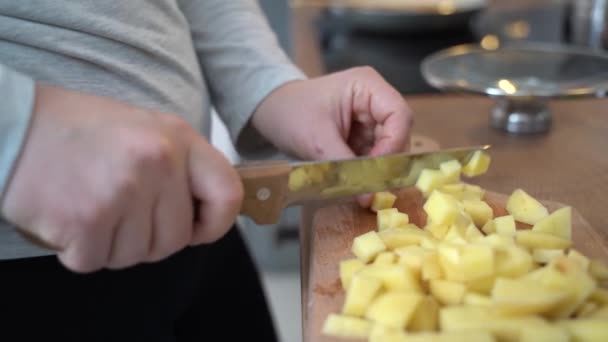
237, 162, 292, 225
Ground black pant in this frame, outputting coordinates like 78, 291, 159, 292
0, 227, 278, 342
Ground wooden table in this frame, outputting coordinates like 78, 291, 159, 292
300, 95, 608, 341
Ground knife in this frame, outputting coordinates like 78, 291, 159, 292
236, 145, 490, 225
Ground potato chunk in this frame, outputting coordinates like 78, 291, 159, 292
463, 199, 493, 228
339, 258, 365, 290
342, 275, 383, 317
416, 169, 447, 195
462, 150, 491, 177
430, 279, 466, 305
532, 206, 572, 240
424, 191, 461, 226
365, 291, 422, 329
491, 278, 568, 316
352, 231, 387, 263
371, 191, 397, 212
506, 189, 549, 225
322, 313, 372, 339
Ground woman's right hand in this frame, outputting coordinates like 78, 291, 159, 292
1, 85, 243, 273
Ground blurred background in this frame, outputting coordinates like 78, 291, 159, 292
210, 1, 607, 341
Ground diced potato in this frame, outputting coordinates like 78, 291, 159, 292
352, 231, 387, 263
464, 293, 492, 307
532, 207, 572, 240
340, 258, 365, 290
533, 249, 566, 264
439, 183, 465, 197
439, 159, 462, 183
491, 278, 568, 316
575, 301, 599, 318
443, 225, 468, 245
589, 288, 608, 305
373, 331, 495, 342
408, 296, 440, 332
368, 324, 407, 342
463, 200, 493, 228
424, 191, 461, 226
481, 234, 515, 248
464, 276, 496, 296
520, 324, 569, 342
516, 231, 571, 250
395, 245, 432, 278
374, 251, 397, 266
342, 275, 383, 317
322, 313, 372, 339
288, 167, 310, 191
589, 259, 608, 281
430, 279, 466, 305
568, 249, 590, 271
417, 169, 447, 195
420, 236, 440, 250
506, 189, 549, 225
365, 291, 423, 329
422, 253, 443, 281
440, 305, 548, 342
590, 306, 608, 319
559, 319, 608, 342
495, 245, 534, 278
465, 224, 484, 242
358, 264, 422, 293
524, 257, 596, 319
438, 243, 494, 282
481, 219, 496, 234
452, 210, 473, 229
494, 215, 516, 237
377, 208, 399, 231
427, 224, 450, 240
378, 226, 429, 250
462, 150, 491, 177
371, 191, 397, 212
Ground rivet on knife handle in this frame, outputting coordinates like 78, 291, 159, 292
237, 162, 292, 225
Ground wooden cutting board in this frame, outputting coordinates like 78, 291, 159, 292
303, 187, 608, 342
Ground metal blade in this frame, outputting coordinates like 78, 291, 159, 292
285, 145, 490, 204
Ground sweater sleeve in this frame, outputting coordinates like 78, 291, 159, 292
177, 0, 306, 159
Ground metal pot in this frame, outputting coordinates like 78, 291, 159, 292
568, 0, 608, 50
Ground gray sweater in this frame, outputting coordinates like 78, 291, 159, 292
0, 0, 305, 259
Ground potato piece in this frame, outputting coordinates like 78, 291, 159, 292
439, 159, 462, 183
568, 249, 590, 270
575, 301, 599, 318
464, 293, 492, 306
494, 215, 516, 237
365, 291, 422, 329
340, 258, 365, 290
374, 251, 397, 266
533, 249, 565, 264
408, 296, 440, 332
369, 324, 407, 342
395, 245, 432, 278
422, 253, 443, 281
427, 224, 450, 240
463, 200, 493, 228
288, 167, 310, 191
342, 275, 383, 317
322, 313, 372, 339
443, 225, 468, 245
462, 150, 491, 177
371, 191, 397, 212
495, 245, 534, 278
464, 276, 496, 296
590, 306, 608, 319
589, 259, 608, 281
589, 288, 608, 305
417, 169, 447, 195
373, 331, 495, 342
506, 189, 549, 225
532, 206, 572, 240
440, 305, 548, 342
523, 257, 596, 319
491, 278, 568, 316
438, 243, 494, 282
430, 279, 466, 305
439, 183, 465, 197
379, 226, 429, 249
420, 236, 440, 250
465, 224, 484, 242
559, 319, 608, 342
358, 264, 422, 293
481, 234, 515, 248
352, 231, 387, 263
520, 324, 569, 342
481, 220, 496, 234
424, 191, 461, 226
377, 208, 398, 231
516, 231, 571, 250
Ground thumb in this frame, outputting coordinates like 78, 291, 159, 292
187, 136, 244, 244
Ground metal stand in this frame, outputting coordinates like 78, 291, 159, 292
490, 98, 552, 134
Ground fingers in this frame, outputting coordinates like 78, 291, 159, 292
347, 67, 414, 157
188, 137, 243, 245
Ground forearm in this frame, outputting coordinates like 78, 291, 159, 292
177, 0, 305, 156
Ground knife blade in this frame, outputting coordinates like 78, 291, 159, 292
236, 145, 490, 225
